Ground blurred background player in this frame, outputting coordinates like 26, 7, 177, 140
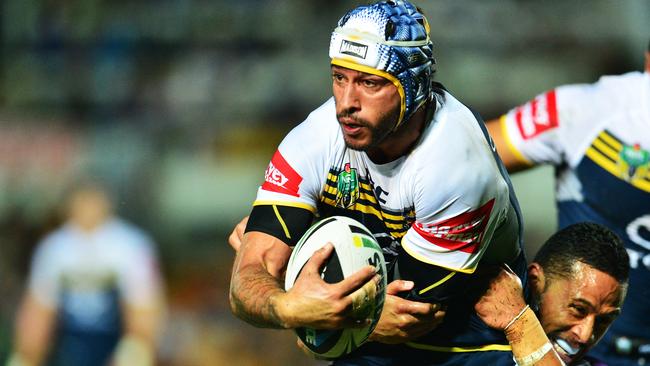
486, 40, 650, 365
476, 222, 629, 366
230, 1, 527, 364
8, 181, 165, 366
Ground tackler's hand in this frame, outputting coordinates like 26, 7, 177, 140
474, 264, 526, 331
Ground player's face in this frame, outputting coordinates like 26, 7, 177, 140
331, 65, 401, 151
533, 262, 626, 365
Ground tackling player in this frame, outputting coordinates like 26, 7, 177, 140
476, 222, 629, 366
486, 40, 650, 366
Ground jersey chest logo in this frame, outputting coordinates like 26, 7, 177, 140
619, 143, 650, 182
585, 130, 650, 192
336, 163, 360, 208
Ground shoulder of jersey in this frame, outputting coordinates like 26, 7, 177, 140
594, 71, 647, 101
415, 91, 484, 154
104, 219, 155, 249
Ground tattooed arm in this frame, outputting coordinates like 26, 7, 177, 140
229, 231, 378, 329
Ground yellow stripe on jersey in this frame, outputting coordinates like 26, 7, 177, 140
586, 131, 650, 193
592, 138, 619, 161
401, 242, 475, 274
322, 166, 416, 240
500, 115, 532, 166
598, 131, 623, 151
320, 195, 410, 238
272, 205, 291, 239
585, 148, 620, 177
326, 173, 412, 222
406, 342, 512, 353
634, 178, 650, 191
253, 200, 317, 213
419, 271, 457, 296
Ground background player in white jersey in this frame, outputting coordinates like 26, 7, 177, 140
230, 1, 526, 364
8, 181, 165, 366
486, 40, 650, 365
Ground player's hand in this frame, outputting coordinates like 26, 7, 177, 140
368, 280, 445, 344
474, 264, 526, 331
228, 216, 249, 252
276, 243, 379, 330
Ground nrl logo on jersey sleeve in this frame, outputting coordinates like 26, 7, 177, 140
340, 40, 368, 59
336, 163, 360, 208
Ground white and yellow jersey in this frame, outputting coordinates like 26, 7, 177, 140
255, 90, 520, 275
250, 90, 525, 356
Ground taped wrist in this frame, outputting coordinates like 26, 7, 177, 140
504, 306, 553, 365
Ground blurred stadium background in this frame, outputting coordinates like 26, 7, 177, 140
0, 1, 648, 365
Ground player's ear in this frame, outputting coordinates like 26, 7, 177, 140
645, 51, 650, 73
527, 262, 546, 295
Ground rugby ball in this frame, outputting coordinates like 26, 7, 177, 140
284, 216, 387, 359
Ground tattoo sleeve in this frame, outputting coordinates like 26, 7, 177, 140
230, 204, 312, 328
230, 262, 287, 328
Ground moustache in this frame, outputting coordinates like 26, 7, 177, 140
336, 112, 369, 127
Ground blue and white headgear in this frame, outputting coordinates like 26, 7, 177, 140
329, 0, 436, 129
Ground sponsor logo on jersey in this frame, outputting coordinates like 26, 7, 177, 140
413, 198, 495, 253
335, 163, 360, 208
515, 91, 559, 140
261, 150, 302, 197
340, 40, 368, 59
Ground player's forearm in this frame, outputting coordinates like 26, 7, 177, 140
12, 296, 55, 366
229, 264, 289, 329
505, 306, 564, 366
115, 303, 163, 366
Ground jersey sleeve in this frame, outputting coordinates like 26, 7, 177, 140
499, 84, 604, 166
400, 109, 512, 275
116, 234, 163, 308
247, 99, 338, 244
27, 238, 61, 308
253, 107, 335, 210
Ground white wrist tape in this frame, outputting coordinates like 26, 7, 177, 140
515, 342, 553, 366
505, 304, 530, 331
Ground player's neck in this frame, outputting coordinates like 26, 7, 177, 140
367, 103, 430, 164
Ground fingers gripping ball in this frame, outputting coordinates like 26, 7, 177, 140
284, 216, 387, 359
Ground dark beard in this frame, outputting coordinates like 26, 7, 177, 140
337, 109, 399, 151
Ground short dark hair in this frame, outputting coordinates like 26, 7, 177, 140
534, 222, 629, 283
